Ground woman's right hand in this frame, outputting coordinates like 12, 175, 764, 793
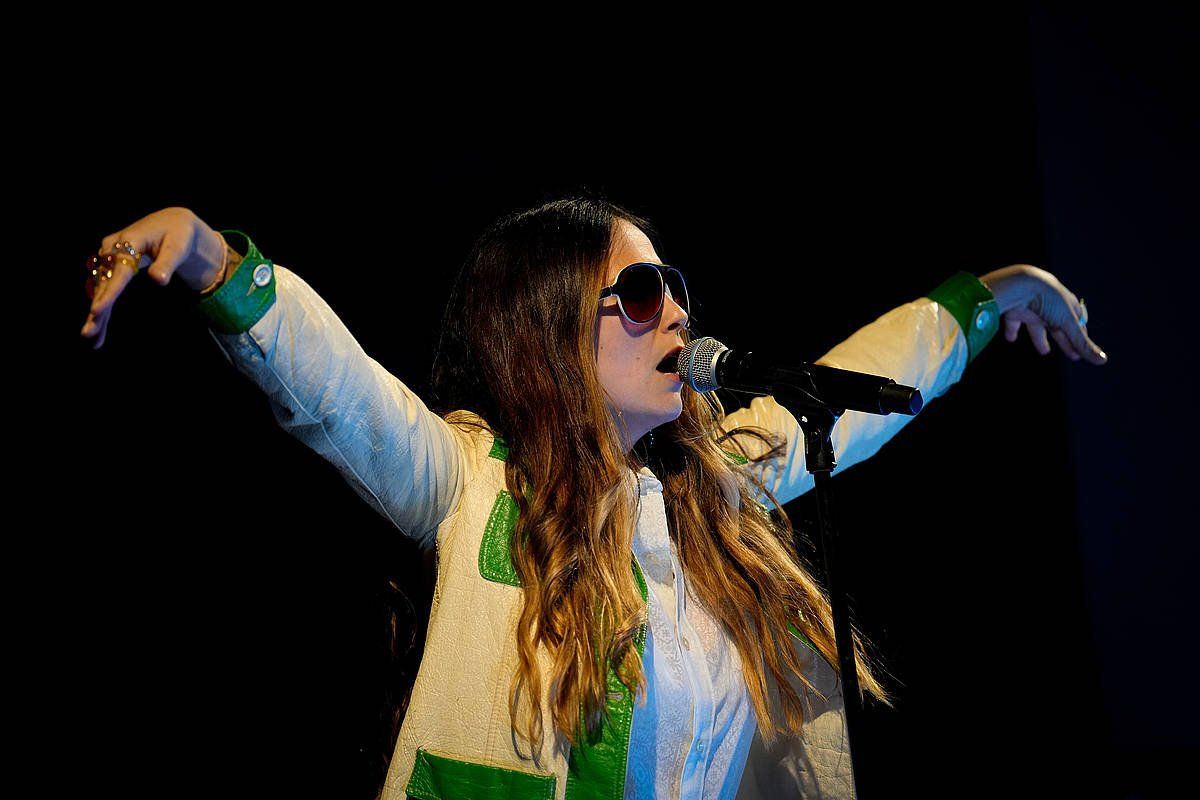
80, 207, 227, 349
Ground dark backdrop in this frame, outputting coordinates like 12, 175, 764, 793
53, 5, 1194, 798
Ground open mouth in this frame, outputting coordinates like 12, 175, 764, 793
655, 347, 683, 379
655, 351, 678, 372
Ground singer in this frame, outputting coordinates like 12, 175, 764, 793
79, 197, 1106, 800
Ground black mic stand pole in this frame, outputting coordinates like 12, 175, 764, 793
770, 384, 868, 798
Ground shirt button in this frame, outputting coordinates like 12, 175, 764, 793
253, 263, 273, 287
975, 308, 992, 330
696, 741, 705, 754
682, 637, 690, 650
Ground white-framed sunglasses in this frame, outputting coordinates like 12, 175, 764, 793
598, 262, 690, 325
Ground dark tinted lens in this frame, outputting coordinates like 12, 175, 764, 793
618, 263, 663, 322
664, 268, 689, 318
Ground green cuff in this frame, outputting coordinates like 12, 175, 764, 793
926, 271, 1000, 366
195, 229, 277, 334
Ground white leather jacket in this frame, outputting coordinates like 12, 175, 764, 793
197, 230, 999, 800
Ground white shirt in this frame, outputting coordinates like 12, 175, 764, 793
624, 465, 759, 799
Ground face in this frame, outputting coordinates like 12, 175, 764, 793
595, 219, 690, 450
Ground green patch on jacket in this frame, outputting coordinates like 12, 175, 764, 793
406, 748, 556, 800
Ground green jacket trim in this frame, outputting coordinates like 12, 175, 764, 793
787, 620, 822, 658
480, 490, 522, 587
488, 436, 509, 462
482, 436, 521, 586
925, 270, 1000, 366
479, 433, 649, 799
564, 562, 648, 800
406, 748, 556, 800
195, 229, 277, 335
723, 449, 749, 465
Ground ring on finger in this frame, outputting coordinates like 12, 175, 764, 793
111, 240, 147, 272
84, 254, 136, 300
84, 253, 116, 300
85, 242, 146, 300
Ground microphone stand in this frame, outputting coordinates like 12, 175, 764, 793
684, 336, 922, 798
770, 382, 867, 798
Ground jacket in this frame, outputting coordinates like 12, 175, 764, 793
196, 230, 1000, 799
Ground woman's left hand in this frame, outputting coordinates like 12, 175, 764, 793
978, 264, 1108, 365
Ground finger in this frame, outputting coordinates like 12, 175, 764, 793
81, 296, 110, 334
1004, 316, 1020, 342
83, 302, 112, 348
93, 232, 143, 308
1063, 303, 1107, 365
94, 313, 109, 349
80, 309, 98, 337
88, 257, 139, 318
1027, 320, 1051, 355
101, 227, 184, 286
1065, 325, 1108, 365
1050, 328, 1081, 361
145, 239, 188, 286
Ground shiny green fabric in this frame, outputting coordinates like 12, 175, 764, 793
195, 230, 277, 335
480, 490, 522, 586
787, 620, 823, 658
480, 435, 649, 799
723, 449, 750, 465
926, 270, 1000, 365
406, 748, 556, 800
564, 561, 648, 800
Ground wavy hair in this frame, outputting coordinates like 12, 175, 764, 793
421, 192, 894, 754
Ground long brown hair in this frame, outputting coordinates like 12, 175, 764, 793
417, 193, 894, 753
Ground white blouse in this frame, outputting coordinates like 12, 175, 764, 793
624, 465, 759, 799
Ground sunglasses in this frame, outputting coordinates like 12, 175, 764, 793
598, 262, 691, 325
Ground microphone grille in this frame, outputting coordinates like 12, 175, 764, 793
677, 336, 727, 393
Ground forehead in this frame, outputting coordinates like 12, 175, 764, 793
605, 219, 661, 282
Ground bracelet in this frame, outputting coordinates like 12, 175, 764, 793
198, 230, 229, 296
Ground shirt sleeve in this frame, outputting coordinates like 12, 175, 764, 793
194, 231, 470, 547
718, 272, 1000, 506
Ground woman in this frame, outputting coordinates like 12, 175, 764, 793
79, 198, 1106, 799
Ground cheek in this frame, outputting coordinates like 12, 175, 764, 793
596, 315, 659, 390
595, 320, 625, 382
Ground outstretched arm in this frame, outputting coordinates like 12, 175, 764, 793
719, 267, 1103, 506
197, 231, 472, 548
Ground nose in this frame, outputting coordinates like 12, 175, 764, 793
662, 288, 689, 331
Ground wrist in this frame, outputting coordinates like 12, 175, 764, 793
197, 230, 229, 296
926, 270, 1001, 366
194, 230, 275, 335
979, 264, 1038, 314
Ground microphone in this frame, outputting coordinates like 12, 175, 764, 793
676, 336, 923, 416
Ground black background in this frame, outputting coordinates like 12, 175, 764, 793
47, 4, 1195, 798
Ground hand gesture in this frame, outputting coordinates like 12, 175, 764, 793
80, 207, 226, 349
979, 264, 1108, 365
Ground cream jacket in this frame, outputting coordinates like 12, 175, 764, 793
197, 230, 999, 800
